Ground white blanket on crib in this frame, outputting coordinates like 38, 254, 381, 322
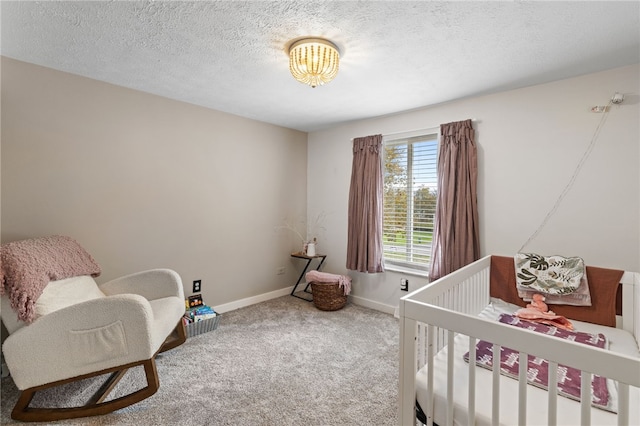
416, 298, 640, 426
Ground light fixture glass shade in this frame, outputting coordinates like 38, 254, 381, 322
289, 38, 339, 88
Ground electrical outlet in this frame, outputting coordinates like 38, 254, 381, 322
400, 278, 409, 292
193, 280, 201, 293
276, 266, 286, 275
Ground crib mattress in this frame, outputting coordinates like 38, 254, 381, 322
416, 298, 640, 426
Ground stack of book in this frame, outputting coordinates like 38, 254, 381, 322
183, 294, 220, 337
184, 304, 217, 324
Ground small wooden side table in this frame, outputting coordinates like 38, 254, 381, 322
290, 252, 327, 301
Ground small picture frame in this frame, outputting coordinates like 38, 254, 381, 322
187, 294, 204, 308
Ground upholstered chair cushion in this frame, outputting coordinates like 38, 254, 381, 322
1, 276, 105, 334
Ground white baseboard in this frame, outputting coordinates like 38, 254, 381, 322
212, 286, 396, 317
347, 294, 396, 316
213, 286, 295, 314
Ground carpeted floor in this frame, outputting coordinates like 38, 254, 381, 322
1, 295, 399, 425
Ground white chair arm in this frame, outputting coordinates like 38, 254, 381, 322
99, 269, 184, 302
2, 294, 157, 390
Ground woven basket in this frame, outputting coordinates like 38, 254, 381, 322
185, 315, 221, 338
310, 281, 347, 311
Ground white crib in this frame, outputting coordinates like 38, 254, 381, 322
399, 255, 640, 426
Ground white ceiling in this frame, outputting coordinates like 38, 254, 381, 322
2, 1, 639, 132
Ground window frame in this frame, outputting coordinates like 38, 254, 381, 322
382, 129, 439, 273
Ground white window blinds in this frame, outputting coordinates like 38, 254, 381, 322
383, 132, 438, 270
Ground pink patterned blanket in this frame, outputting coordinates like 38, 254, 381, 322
0, 235, 101, 323
463, 314, 613, 412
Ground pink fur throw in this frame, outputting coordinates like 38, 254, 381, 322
0, 235, 101, 323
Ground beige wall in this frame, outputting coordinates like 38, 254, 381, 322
2, 57, 639, 317
308, 64, 640, 313
1, 57, 308, 309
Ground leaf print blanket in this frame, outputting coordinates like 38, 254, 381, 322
515, 253, 584, 295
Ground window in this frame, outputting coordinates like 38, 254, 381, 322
383, 132, 438, 271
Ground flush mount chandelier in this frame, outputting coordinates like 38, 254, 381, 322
288, 38, 340, 88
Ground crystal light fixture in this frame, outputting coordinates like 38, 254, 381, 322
288, 38, 340, 88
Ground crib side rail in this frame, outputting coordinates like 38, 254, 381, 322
399, 258, 640, 426
402, 301, 640, 426
399, 256, 492, 426
404, 256, 491, 357
402, 256, 492, 307
411, 302, 640, 386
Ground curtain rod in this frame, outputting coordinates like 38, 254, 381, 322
350, 119, 478, 141
383, 119, 478, 138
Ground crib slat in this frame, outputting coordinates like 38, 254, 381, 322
518, 352, 527, 425
447, 330, 454, 426
547, 361, 558, 426
618, 383, 629, 426
468, 336, 476, 426
398, 314, 417, 426
427, 324, 435, 426
491, 343, 500, 426
418, 323, 426, 367
581, 371, 591, 425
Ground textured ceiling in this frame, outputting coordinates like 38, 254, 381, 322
2, 1, 639, 132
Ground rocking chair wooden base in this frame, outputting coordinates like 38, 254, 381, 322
11, 321, 186, 422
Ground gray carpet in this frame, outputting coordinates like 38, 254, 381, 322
1, 296, 399, 425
